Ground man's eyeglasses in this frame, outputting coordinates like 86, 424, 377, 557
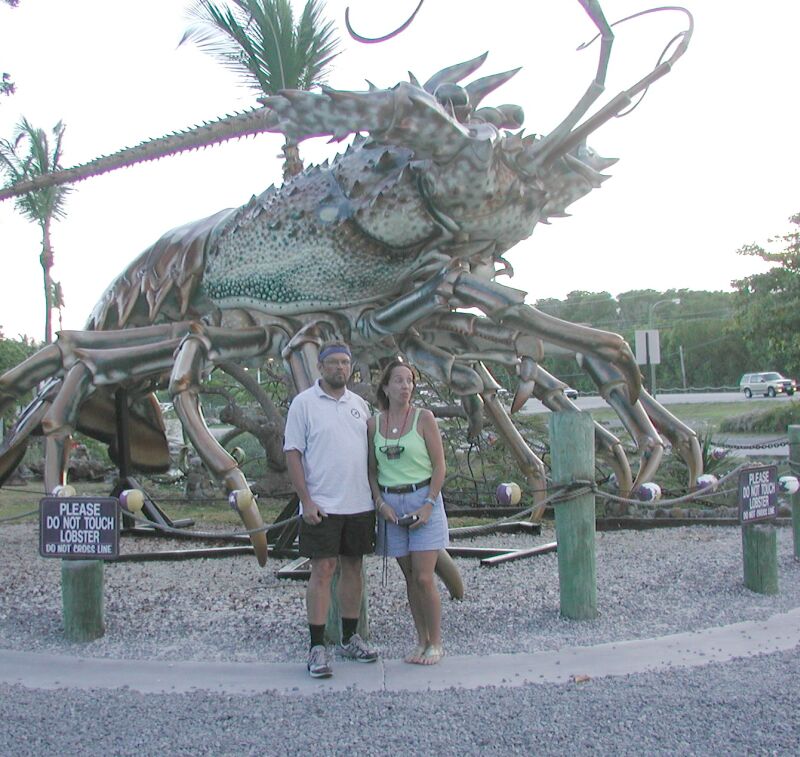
380, 445, 404, 460
321, 358, 351, 368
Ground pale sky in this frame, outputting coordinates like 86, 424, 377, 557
1, 0, 798, 340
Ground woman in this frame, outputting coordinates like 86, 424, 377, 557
368, 358, 449, 665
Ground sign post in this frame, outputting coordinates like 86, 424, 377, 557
634, 329, 661, 396
39, 496, 120, 642
789, 425, 800, 559
738, 466, 778, 595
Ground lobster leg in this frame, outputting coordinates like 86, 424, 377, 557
639, 388, 703, 488
473, 362, 549, 513
451, 272, 642, 404
0, 322, 290, 564
520, 358, 634, 495
400, 331, 549, 508
168, 324, 289, 566
418, 312, 634, 493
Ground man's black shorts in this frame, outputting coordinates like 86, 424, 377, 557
299, 510, 376, 559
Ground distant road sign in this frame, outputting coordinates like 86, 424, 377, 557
634, 329, 661, 365
39, 497, 120, 559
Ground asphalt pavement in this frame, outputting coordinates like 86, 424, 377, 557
521, 391, 794, 457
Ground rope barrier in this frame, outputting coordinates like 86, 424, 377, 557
118, 507, 301, 540
449, 482, 593, 538
710, 436, 789, 450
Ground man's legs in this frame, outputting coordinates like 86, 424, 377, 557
307, 556, 338, 626
337, 554, 364, 619
306, 556, 337, 678
335, 553, 378, 662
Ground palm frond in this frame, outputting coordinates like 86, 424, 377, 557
181, 0, 340, 96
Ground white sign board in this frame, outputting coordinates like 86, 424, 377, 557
634, 329, 661, 365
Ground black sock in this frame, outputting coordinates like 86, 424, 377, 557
342, 617, 358, 643
309, 623, 326, 649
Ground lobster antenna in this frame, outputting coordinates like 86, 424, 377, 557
534, 5, 693, 169
577, 6, 693, 118
345, 0, 425, 44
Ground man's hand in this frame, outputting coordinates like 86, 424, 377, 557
302, 500, 327, 525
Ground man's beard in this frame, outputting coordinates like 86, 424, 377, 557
324, 374, 347, 389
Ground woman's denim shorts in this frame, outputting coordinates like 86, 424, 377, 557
376, 485, 449, 557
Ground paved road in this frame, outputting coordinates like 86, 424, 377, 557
521, 391, 793, 458
521, 390, 798, 414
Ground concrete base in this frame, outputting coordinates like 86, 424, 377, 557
2, 607, 798, 696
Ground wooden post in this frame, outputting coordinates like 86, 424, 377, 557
548, 411, 597, 619
789, 425, 800, 560
742, 523, 778, 595
325, 561, 369, 644
62, 560, 105, 641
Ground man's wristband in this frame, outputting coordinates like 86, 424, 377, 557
423, 497, 436, 506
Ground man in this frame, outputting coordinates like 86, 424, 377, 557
284, 341, 379, 678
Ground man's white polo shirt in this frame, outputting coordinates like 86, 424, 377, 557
283, 380, 373, 515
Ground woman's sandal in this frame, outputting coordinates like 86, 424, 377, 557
421, 644, 444, 665
404, 644, 427, 664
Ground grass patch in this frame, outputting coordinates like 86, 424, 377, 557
719, 399, 800, 433
589, 402, 750, 434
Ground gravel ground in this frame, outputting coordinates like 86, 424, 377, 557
2, 521, 799, 755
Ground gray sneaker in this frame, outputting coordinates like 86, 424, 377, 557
307, 644, 332, 678
335, 633, 379, 663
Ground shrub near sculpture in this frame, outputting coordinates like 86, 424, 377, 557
0, 2, 702, 565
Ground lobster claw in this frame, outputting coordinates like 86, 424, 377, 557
230, 489, 268, 566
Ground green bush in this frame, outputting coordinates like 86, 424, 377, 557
719, 400, 800, 433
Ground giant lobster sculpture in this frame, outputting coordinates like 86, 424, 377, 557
0, 1, 701, 566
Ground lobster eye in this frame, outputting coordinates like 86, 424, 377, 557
434, 83, 469, 109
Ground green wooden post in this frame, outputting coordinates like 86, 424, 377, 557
548, 411, 597, 620
789, 425, 800, 560
61, 559, 105, 641
742, 523, 778, 595
325, 561, 369, 644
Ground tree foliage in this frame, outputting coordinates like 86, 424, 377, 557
533, 288, 746, 392
0, 118, 71, 343
181, 0, 341, 180
0, 330, 38, 423
1, 0, 18, 99
732, 213, 800, 378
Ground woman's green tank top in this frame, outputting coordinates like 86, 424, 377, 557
374, 408, 433, 486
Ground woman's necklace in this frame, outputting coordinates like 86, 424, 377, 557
388, 405, 411, 436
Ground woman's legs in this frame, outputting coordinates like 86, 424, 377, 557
397, 555, 427, 662
398, 550, 443, 664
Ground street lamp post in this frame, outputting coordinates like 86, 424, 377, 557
648, 298, 681, 397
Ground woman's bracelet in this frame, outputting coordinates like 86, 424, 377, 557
423, 496, 436, 507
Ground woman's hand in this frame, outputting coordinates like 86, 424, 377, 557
410, 498, 435, 529
377, 499, 398, 524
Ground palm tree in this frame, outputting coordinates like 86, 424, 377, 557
181, 0, 341, 181
0, 119, 71, 343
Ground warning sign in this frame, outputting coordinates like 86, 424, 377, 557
738, 466, 778, 524
39, 497, 120, 559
